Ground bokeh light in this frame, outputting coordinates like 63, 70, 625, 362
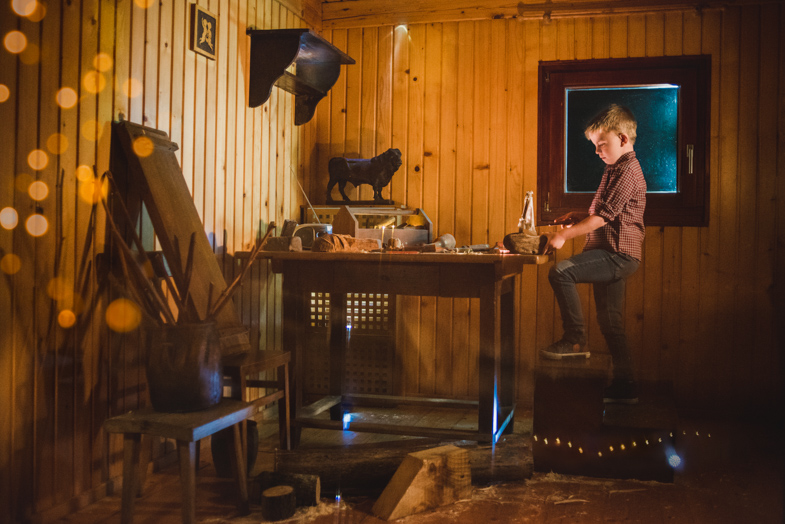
28, 180, 49, 201
83, 70, 106, 94
56, 87, 78, 109
93, 52, 113, 72
134, 0, 155, 8
4, 31, 28, 54
0, 207, 19, 229
27, 149, 48, 170
81, 119, 103, 142
25, 213, 48, 236
47, 276, 73, 302
58, 309, 77, 328
0, 253, 22, 275
0, 84, 9, 103
12, 0, 36, 16
75, 165, 94, 182
19, 42, 40, 65
46, 133, 68, 154
78, 176, 108, 204
122, 78, 142, 98
105, 298, 142, 333
25, 2, 46, 22
132, 136, 154, 157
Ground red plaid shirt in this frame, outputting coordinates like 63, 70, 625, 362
584, 151, 646, 261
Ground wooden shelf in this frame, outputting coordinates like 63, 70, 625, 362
246, 28, 355, 125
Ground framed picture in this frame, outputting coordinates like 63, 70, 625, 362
190, 4, 217, 60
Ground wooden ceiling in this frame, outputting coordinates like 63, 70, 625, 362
314, 0, 777, 28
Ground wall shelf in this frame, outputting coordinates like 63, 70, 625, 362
246, 28, 355, 125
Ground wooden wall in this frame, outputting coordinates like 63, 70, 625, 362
311, 4, 784, 414
0, 0, 315, 521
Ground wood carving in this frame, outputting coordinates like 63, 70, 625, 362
503, 232, 547, 255
326, 148, 402, 203
312, 234, 380, 252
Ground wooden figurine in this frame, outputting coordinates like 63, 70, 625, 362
326, 148, 402, 204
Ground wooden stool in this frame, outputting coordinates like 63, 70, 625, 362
104, 399, 253, 524
222, 349, 291, 450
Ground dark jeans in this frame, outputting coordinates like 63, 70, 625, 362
548, 249, 640, 381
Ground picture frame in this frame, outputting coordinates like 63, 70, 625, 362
190, 4, 217, 60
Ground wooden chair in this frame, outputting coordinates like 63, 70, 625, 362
221, 349, 292, 451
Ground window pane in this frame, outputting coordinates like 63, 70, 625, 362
565, 86, 679, 193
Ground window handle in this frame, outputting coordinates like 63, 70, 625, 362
686, 144, 694, 175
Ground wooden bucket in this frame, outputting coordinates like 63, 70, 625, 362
146, 323, 222, 412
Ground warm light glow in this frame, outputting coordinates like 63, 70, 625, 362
4, 31, 27, 54
28, 180, 49, 201
93, 52, 113, 72
83, 70, 106, 94
12, 0, 36, 16
122, 78, 142, 98
667, 453, 682, 468
19, 42, 40, 65
105, 298, 142, 333
609, 446, 614, 452
132, 136, 154, 157
134, 0, 155, 7
47, 276, 73, 301
578, 447, 583, 454
56, 87, 78, 109
15, 173, 34, 192
0, 207, 19, 229
27, 149, 48, 170
620, 444, 626, 451
81, 119, 103, 141
58, 309, 77, 328
0, 253, 22, 275
46, 133, 68, 154
25, 214, 48, 236
0, 84, 9, 103
75, 165, 94, 181
78, 176, 108, 204
25, 1, 46, 22
598, 451, 602, 457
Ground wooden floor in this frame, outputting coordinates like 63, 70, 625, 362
54, 407, 784, 524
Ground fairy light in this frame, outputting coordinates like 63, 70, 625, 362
81, 119, 103, 141
105, 298, 142, 333
0, 207, 19, 229
27, 149, 48, 170
75, 165, 94, 181
83, 70, 106, 94
4, 31, 27, 54
25, 214, 48, 236
56, 87, 78, 109
122, 78, 143, 98
0, 84, 9, 103
134, 0, 154, 7
0, 253, 22, 275
12, 0, 36, 16
93, 52, 113, 72
58, 309, 76, 328
46, 133, 68, 155
28, 180, 48, 201
132, 136, 154, 157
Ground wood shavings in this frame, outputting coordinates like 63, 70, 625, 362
554, 498, 589, 505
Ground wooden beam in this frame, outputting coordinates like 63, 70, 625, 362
321, 0, 780, 29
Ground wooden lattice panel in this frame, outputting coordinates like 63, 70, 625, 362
303, 292, 395, 397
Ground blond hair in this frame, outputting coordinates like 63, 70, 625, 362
584, 104, 637, 145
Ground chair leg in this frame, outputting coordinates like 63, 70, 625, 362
232, 423, 250, 514
121, 433, 142, 524
278, 362, 291, 450
177, 441, 197, 524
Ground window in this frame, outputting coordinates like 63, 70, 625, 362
537, 56, 711, 227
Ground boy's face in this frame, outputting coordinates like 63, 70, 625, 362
588, 129, 631, 165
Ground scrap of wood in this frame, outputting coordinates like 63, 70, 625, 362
312, 234, 380, 252
554, 498, 589, 505
372, 445, 471, 521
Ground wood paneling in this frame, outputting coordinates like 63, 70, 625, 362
312, 6, 784, 417
0, 0, 312, 521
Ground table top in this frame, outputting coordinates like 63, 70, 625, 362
241, 250, 548, 266
104, 399, 253, 442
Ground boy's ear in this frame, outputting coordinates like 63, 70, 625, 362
619, 133, 629, 146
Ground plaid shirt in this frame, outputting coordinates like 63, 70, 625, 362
584, 151, 646, 261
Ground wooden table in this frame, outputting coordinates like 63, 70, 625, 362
104, 399, 253, 524
256, 251, 546, 445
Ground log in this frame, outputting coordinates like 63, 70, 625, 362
254, 471, 321, 507
312, 234, 380, 252
260, 485, 296, 521
503, 232, 546, 255
372, 445, 472, 521
262, 236, 303, 252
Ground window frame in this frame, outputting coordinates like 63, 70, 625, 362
537, 55, 711, 227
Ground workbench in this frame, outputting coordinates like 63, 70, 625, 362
254, 251, 547, 445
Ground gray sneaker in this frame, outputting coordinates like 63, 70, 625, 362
539, 339, 590, 360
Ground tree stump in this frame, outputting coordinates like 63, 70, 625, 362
260, 485, 296, 521
503, 232, 546, 255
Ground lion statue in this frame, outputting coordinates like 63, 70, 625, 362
326, 148, 402, 203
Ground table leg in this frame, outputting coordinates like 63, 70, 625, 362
282, 268, 303, 446
499, 276, 517, 434
328, 291, 347, 421
232, 423, 250, 514
177, 441, 197, 524
478, 281, 501, 439
121, 433, 142, 524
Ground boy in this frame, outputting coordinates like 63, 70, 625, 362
540, 104, 646, 405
